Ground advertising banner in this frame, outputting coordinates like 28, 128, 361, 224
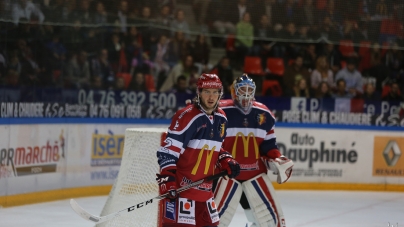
275, 128, 404, 184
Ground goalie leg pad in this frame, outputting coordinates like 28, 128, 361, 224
213, 177, 243, 227
242, 173, 286, 227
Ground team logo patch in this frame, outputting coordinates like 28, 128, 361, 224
257, 113, 266, 125
243, 118, 249, 127
219, 122, 226, 138
207, 198, 220, 223
164, 200, 176, 221
178, 198, 196, 225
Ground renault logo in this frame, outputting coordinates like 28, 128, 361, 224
382, 140, 401, 166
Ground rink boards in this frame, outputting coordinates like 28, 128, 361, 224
0, 119, 403, 207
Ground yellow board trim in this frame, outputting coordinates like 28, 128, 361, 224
1, 182, 403, 208
0, 185, 112, 208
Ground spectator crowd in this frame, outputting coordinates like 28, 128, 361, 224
0, 0, 402, 102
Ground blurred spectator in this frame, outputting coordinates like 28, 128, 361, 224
315, 81, 332, 98
319, 16, 341, 42
91, 76, 103, 90
273, 0, 298, 26
253, 14, 274, 67
170, 75, 193, 94
7, 52, 22, 75
63, 51, 91, 89
299, 43, 317, 71
150, 34, 171, 83
342, 20, 367, 44
45, 34, 67, 70
130, 52, 154, 76
282, 55, 311, 95
292, 78, 311, 98
138, 6, 158, 53
335, 57, 364, 97
192, 0, 211, 31
382, 81, 403, 101
208, 0, 236, 37
114, 77, 126, 91
106, 33, 124, 72
383, 42, 404, 75
4, 69, 20, 87
235, 12, 254, 68
362, 83, 381, 101
82, 29, 102, 55
167, 31, 191, 67
332, 79, 353, 98
211, 56, 234, 95
320, 42, 341, 75
362, 45, 391, 92
297, 0, 317, 27
311, 55, 334, 90
93, 2, 109, 26
373, 0, 390, 18
155, 5, 173, 36
128, 71, 147, 92
170, 9, 191, 39
159, 55, 196, 92
115, 0, 129, 34
61, 20, 86, 53
320, 0, 343, 28
91, 49, 115, 89
12, 0, 45, 25
71, 0, 93, 25
190, 34, 211, 72
251, 0, 276, 28
0, 50, 6, 79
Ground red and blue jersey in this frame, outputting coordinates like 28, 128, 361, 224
157, 104, 228, 201
220, 99, 280, 180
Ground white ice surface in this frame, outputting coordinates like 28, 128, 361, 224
1, 190, 403, 227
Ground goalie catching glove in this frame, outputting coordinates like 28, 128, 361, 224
262, 155, 294, 184
217, 151, 240, 178
156, 169, 178, 200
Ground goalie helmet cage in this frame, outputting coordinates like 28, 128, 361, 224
96, 128, 167, 227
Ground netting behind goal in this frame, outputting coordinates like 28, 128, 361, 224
96, 128, 166, 227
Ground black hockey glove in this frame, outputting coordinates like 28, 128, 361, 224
156, 170, 178, 200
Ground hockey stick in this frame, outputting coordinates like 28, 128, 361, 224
70, 171, 227, 223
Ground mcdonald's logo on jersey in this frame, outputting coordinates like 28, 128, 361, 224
191, 144, 217, 175
257, 113, 266, 125
232, 132, 259, 159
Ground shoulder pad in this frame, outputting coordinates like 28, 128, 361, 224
219, 99, 234, 108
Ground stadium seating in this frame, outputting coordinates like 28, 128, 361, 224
262, 79, 282, 96
145, 74, 156, 92
339, 40, 355, 57
244, 56, 265, 75
266, 58, 285, 76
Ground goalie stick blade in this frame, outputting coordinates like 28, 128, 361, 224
70, 198, 138, 223
70, 199, 102, 223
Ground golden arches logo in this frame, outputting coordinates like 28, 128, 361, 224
232, 132, 259, 159
191, 144, 216, 175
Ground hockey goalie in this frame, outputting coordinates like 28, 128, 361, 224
213, 74, 294, 227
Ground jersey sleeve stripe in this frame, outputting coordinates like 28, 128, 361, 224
167, 113, 204, 135
226, 127, 267, 138
264, 134, 276, 140
157, 147, 180, 158
188, 139, 223, 151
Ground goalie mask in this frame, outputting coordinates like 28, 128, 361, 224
231, 74, 256, 114
195, 73, 223, 111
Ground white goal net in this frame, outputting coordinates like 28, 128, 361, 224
96, 128, 167, 227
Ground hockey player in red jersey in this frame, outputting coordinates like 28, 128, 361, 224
156, 73, 240, 227
213, 74, 293, 227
